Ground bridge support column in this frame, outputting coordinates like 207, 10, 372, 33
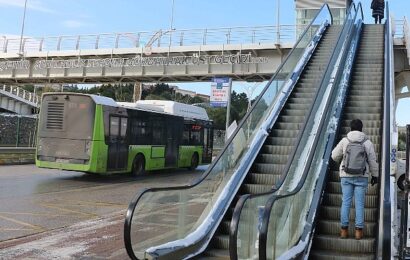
133, 82, 142, 102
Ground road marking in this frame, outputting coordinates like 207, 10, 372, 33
0, 228, 35, 231
0, 214, 45, 231
0, 211, 72, 217
39, 203, 98, 217
56, 199, 127, 208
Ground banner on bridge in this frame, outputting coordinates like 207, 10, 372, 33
210, 77, 231, 108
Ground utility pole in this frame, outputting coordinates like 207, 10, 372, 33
225, 78, 233, 134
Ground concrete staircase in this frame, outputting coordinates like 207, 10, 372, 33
0, 85, 39, 115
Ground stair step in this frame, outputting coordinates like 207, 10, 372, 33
312, 235, 375, 253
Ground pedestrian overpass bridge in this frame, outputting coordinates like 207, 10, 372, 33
0, 25, 299, 84
0, 20, 409, 114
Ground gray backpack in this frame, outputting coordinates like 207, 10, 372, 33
342, 137, 368, 175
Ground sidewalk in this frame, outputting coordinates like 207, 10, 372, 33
0, 211, 128, 259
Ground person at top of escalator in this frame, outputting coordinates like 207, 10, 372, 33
371, 0, 385, 24
331, 119, 379, 240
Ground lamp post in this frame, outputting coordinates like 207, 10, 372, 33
19, 0, 28, 55
169, 0, 175, 49
276, 0, 280, 43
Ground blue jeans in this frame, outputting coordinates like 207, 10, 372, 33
340, 177, 368, 228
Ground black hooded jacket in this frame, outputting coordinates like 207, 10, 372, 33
371, 0, 385, 18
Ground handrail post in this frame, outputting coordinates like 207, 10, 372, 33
115, 34, 120, 48
179, 32, 184, 46
39, 38, 44, 52
136, 33, 141, 47
4, 39, 8, 53
57, 36, 62, 51
95, 35, 100, 49
76, 35, 81, 50
22, 38, 27, 53
203, 29, 207, 45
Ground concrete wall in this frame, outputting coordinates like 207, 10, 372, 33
0, 114, 37, 147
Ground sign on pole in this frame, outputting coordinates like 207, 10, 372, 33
210, 77, 231, 108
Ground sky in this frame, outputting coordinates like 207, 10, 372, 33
0, 0, 409, 125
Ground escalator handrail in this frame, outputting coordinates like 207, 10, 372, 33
378, 1, 393, 258
124, 4, 332, 260
229, 4, 361, 260
257, 3, 364, 260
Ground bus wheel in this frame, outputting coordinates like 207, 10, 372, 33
189, 153, 199, 170
398, 174, 406, 191
132, 155, 145, 176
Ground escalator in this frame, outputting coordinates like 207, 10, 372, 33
200, 25, 341, 259
123, 5, 338, 260
309, 24, 384, 260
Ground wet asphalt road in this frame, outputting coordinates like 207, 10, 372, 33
0, 164, 205, 243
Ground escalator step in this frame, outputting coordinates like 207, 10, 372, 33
319, 206, 378, 222
340, 119, 382, 128
339, 127, 381, 136
344, 107, 382, 114
312, 235, 375, 253
342, 113, 381, 121
323, 193, 379, 208
211, 234, 229, 249
200, 249, 230, 260
242, 183, 272, 194
309, 249, 374, 260
256, 154, 288, 164
271, 129, 300, 138
261, 145, 293, 154
248, 172, 281, 185
252, 163, 285, 174
265, 137, 296, 146
316, 220, 376, 237
275, 122, 304, 130
326, 181, 379, 195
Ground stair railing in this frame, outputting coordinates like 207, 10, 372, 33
0, 85, 39, 106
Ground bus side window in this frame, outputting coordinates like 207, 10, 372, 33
110, 117, 120, 137
130, 118, 149, 145
120, 117, 127, 137
182, 125, 190, 145
152, 118, 165, 145
190, 127, 202, 145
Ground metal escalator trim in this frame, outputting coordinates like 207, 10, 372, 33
378, 1, 393, 258
123, 5, 332, 260
257, 3, 365, 260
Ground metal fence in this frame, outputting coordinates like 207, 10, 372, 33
0, 114, 37, 147
1, 25, 306, 54
1, 85, 40, 105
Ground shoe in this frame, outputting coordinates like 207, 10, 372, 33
355, 227, 363, 240
340, 227, 348, 238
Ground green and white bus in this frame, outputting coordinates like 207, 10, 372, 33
36, 93, 213, 175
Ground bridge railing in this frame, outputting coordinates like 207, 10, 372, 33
1, 25, 306, 54
1, 85, 40, 105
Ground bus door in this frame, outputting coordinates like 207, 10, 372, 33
107, 116, 129, 170
165, 117, 182, 167
202, 125, 214, 164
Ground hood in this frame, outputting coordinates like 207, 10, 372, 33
347, 131, 367, 142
